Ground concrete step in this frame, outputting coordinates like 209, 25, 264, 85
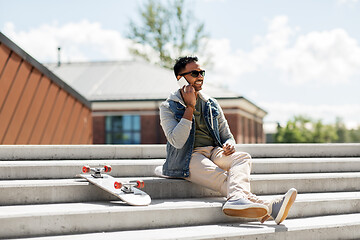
1, 157, 360, 180
1, 144, 359, 239
15, 213, 360, 240
0, 159, 165, 180
251, 172, 360, 195
1, 192, 360, 239
1, 144, 359, 160
251, 157, 360, 174
1, 173, 360, 205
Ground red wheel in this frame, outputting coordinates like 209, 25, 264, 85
104, 165, 112, 173
82, 166, 90, 173
114, 181, 122, 189
136, 180, 145, 189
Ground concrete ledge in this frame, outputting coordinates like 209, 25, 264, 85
237, 143, 360, 158
251, 172, 360, 194
0, 178, 220, 205
1, 193, 360, 239
0, 159, 165, 179
251, 157, 360, 173
0, 198, 233, 239
1, 174, 360, 205
23, 213, 360, 240
2, 158, 360, 180
0, 144, 359, 160
0, 145, 166, 160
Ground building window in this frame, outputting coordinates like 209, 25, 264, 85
105, 115, 141, 144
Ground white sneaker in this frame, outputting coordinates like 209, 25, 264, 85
223, 198, 269, 218
268, 188, 297, 224
154, 166, 169, 178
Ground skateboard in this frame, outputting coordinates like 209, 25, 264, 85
78, 165, 151, 206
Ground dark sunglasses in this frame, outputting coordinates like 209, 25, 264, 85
179, 70, 205, 78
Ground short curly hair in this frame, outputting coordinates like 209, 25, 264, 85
173, 56, 198, 77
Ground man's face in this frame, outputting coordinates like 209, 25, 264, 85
179, 62, 204, 92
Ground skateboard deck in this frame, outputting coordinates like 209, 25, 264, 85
78, 166, 151, 206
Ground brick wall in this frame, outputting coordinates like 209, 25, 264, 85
93, 116, 105, 144
91, 112, 265, 144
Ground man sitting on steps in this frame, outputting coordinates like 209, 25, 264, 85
159, 56, 297, 224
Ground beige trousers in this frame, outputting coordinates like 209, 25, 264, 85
186, 146, 268, 205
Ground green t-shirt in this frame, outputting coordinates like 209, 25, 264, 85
193, 97, 216, 148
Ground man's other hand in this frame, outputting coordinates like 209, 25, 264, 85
223, 143, 235, 156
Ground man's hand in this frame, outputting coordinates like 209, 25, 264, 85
180, 85, 196, 108
223, 143, 235, 156
180, 85, 196, 121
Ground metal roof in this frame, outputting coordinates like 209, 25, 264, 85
45, 61, 243, 101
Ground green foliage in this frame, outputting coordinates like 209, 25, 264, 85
275, 116, 314, 143
127, 0, 209, 69
275, 115, 360, 143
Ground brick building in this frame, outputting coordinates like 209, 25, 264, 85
48, 61, 267, 144
0, 33, 92, 144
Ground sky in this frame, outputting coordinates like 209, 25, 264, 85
1, 0, 360, 129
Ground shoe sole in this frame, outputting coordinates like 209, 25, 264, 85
260, 214, 270, 223
223, 207, 268, 218
275, 188, 297, 224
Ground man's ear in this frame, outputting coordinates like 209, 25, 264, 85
176, 75, 181, 80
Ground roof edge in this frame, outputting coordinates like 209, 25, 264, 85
91, 95, 267, 115
0, 32, 91, 109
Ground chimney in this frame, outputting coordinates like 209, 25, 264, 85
57, 47, 61, 67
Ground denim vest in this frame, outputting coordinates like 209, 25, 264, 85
163, 98, 223, 178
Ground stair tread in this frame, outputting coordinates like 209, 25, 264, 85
0, 144, 359, 239
1, 191, 360, 217
1, 158, 360, 167
1, 171, 360, 186
0, 159, 165, 165
10, 213, 360, 240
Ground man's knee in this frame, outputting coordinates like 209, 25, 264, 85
232, 152, 252, 169
235, 152, 251, 161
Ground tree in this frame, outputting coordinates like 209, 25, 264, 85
312, 120, 338, 143
275, 116, 313, 143
348, 127, 360, 142
127, 0, 209, 68
335, 117, 349, 143
274, 115, 360, 143
275, 115, 338, 143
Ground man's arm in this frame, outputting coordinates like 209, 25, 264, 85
159, 102, 192, 149
159, 86, 196, 149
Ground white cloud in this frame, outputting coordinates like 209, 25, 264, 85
254, 15, 296, 50
261, 101, 360, 129
275, 28, 360, 85
3, 18, 359, 127
2, 20, 133, 63
6, 16, 360, 86
337, 0, 359, 5
206, 15, 360, 86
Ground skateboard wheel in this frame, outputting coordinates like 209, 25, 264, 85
114, 181, 122, 189
82, 166, 90, 173
104, 165, 112, 173
136, 180, 145, 189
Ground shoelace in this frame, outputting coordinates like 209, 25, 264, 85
272, 196, 284, 205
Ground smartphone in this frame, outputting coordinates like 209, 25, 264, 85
177, 77, 189, 92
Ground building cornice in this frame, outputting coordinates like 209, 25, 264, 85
91, 97, 267, 119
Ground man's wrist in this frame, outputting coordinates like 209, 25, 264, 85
186, 105, 195, 111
